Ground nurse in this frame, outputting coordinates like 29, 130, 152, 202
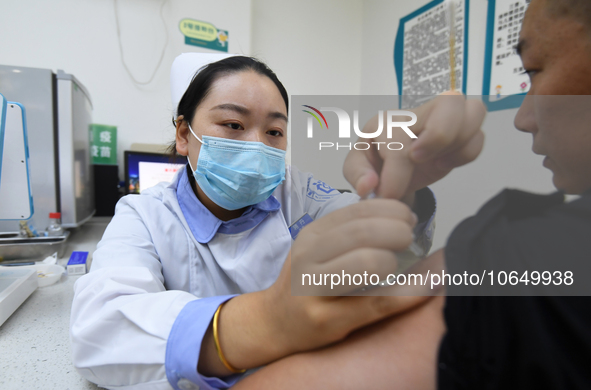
70, 54, 484, 390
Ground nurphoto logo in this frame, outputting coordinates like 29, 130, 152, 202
302, 105, 418, 151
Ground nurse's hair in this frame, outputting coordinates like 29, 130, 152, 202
168, 56, 289, 156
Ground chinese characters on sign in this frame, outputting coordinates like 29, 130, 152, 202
489, 0, 530, 99
179, 18, 229, 52
90, 124, 117, 165
482, 0, 531, 110
395, 0, 468, 108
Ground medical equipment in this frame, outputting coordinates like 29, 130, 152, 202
0, 67, 88, 262
0, 65, 94, 236
0, 101, 33, 221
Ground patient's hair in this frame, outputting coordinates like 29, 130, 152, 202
168, 56, 288, 157
547, 0, 591, 28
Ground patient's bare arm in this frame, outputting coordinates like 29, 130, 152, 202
232, 250, 447, 390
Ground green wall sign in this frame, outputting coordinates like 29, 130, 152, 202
90, 124, 117, 165
179, 18, 228, 52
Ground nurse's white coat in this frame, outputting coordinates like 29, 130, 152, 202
70, 165, 358, 389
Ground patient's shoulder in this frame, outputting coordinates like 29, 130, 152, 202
445, 189, 591, 276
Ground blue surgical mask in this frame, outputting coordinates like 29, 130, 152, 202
186, 124, 286, 210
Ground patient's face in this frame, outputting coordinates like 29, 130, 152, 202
514, 0, 591, 194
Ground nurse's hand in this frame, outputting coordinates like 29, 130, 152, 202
343, 91, 486, 201
199, 200, 435, 378
268, 198, 434, 353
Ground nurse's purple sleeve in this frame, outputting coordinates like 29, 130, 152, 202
166, 295, 244, 390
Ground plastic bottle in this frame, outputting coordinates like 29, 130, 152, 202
47, 213, 64, 237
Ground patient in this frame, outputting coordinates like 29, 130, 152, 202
233, 0, 591, 388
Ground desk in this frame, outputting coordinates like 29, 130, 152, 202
0, 217, 111, 389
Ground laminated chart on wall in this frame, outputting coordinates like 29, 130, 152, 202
394, 0, 469, 109
482, 0, 530, 111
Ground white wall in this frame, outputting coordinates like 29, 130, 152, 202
251, 0, 364, 174
0, 0, 252, 178
251, 0, 363, 96
1, 0, 553, 251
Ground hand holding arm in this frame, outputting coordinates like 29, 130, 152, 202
231, 250, 449, 390
198, 198, 432, 378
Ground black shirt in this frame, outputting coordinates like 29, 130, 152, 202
438, 189, 591, 389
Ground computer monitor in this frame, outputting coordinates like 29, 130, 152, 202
124, 151, 186, 194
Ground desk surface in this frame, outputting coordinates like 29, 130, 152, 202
0, 217, 110, 389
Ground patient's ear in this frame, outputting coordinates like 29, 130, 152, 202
175, 116, 189, 156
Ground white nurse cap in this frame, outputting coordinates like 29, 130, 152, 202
170, 52, 234, 117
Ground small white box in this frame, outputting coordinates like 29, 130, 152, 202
67, 251, 89, 275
